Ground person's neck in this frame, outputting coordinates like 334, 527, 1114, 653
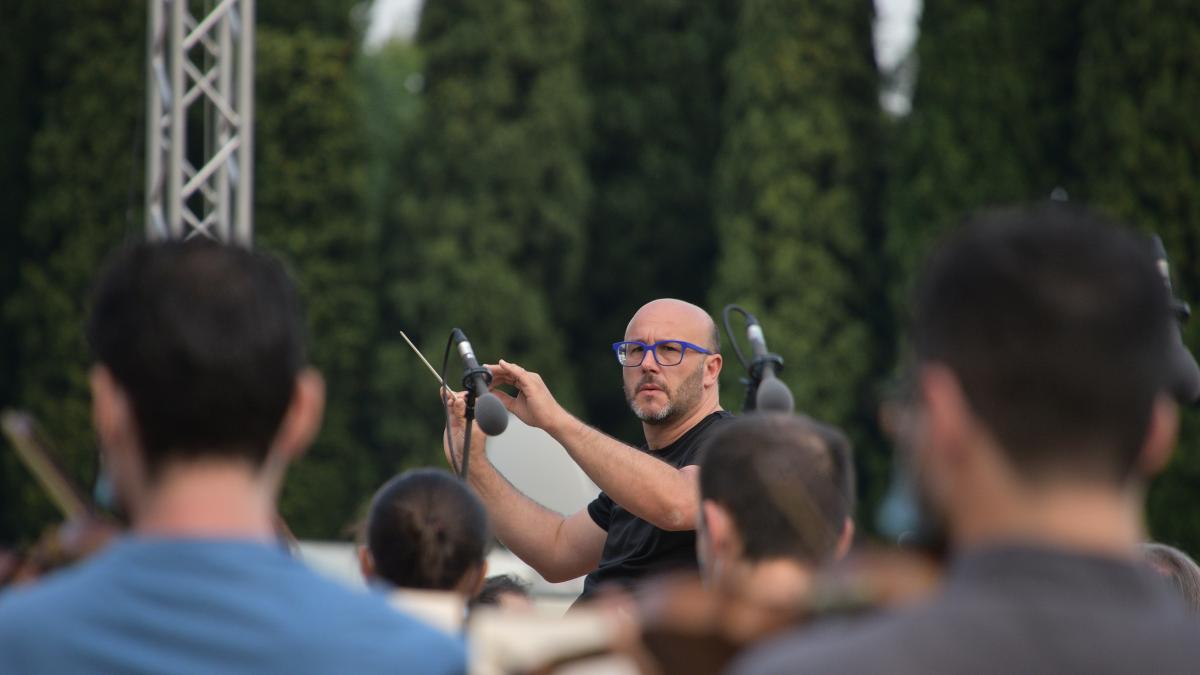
643, 398, 721, 450
725, 558, 814, 609
953, 481, 1145, 560
133, 461, 277, 540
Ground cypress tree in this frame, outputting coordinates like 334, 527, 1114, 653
1073, 1, 1200, 552
709, 0, 888, 516
574, 0, 736, 443
1, 0, 144, 543
0, 2, 378, 540
375, 0, 589, 470
254, 27, 379, 537
885, 1, 1083, 309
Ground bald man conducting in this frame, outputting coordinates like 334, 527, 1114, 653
444, 299, 731, 603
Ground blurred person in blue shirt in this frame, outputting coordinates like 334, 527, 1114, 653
0, 241, 464, 674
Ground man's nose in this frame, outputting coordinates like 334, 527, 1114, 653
640, 349, 662, 373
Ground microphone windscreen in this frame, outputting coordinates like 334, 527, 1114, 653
475, 393, 510, 435
756, 376, 795, 414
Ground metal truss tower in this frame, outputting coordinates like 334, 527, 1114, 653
145, 0, 255, 245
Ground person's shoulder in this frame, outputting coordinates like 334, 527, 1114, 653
709, 410, 735, 422
698, 410, 735, 434
674, 410, 735, 461
280, 569, 466, 671
344, 598, 467, 673
0, 548, 115, 617
353, 604, 466, 673
0, 555, 114, 654
729, 607, 931, 675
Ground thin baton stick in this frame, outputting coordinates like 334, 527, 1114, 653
399, 331, 457, 396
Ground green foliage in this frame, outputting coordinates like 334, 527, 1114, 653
0, 0, 144, 544
254, 27, 379, 538
709, 0, 888, 522
359, 41, 423, 234
373, 0, 590, 472
6, 0, 1200, 556
884, 1, 1083, 311
0, 2, 59, 402
257, 0, 363, 38
574, 0, 736, 442
1071, 1, 1200, 552
888, 1, 1200, 554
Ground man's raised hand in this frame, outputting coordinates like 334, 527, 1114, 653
441, 389, 487, 472
486, 359, 572, 435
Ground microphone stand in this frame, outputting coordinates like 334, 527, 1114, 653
458, 364, 491, 481
743, 353, 785, 412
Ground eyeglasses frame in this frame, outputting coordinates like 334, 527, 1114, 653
611, 339, 715, 368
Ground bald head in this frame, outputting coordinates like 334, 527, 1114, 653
626, 299, 720, 352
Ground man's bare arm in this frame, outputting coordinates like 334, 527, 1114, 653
487, 361, 700, 531
444, 394, 605, 582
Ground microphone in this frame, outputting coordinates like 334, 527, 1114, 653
746, 318, 795, 413
1151, 236, 1200, 404
451, 328, 510, 435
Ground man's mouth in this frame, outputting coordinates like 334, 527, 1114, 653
638, 382, 664, 394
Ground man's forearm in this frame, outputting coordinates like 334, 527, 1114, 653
547, 415, 698, 531
466, 454, 585, 581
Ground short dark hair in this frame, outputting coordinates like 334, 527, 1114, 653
87, 241, 305, 476
366, 468, 490, 591
471, 574, 531, 608
913, 203, 1172, 481
698, 414, 855, 565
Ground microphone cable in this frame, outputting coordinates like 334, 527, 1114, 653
439, 331, 468, 479
722, 304, 754, 373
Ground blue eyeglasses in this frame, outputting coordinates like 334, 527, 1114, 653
612, 340, 714, 367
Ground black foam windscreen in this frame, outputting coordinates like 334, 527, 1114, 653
474, 392, 510, 435
755, 376, 795, 414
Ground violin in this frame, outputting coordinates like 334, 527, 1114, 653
627, 545, 944, 675
0, 410, 120, 587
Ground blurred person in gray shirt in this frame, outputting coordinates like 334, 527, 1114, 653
732, 203, 1200, 675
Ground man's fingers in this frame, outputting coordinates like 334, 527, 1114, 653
498, 358, 527, 376
483, 363, 515, 388
442, 390, 469, 418
491, 389, 517, 412
496, 359, 535, 389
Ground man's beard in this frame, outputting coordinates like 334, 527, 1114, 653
625, 362, 706, 426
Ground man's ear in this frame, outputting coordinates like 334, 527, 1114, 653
834, 517, 855, 560
1137, 394, 1180, 477
914, 363, 980, 510
270, 368, 325, 462
90, 365, 136, 458
919, 364, 973, 469
701, 500, 738, 557
705, 353, 723, 387
357, 544, 375, 582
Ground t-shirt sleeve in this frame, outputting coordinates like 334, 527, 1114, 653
586, 492, 614, 532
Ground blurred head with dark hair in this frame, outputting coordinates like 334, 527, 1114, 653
1142, 543, 1200, 612
86, 241, 324, 526
360, 469, 490, 597
696, 413, 855, 601
907, 203, 1179, 552
471, 574, 533, 612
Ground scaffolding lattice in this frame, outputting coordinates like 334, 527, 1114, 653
145, 0, 255, 245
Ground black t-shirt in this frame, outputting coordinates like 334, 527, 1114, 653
579, 410, 733, 601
